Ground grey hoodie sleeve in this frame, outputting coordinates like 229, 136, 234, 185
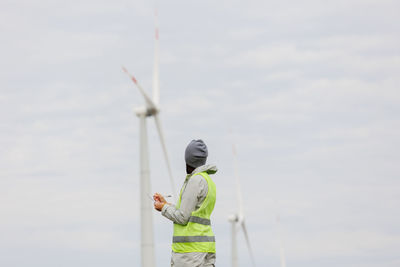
161, 174, 208, 225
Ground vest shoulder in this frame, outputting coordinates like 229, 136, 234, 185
190, 173, 208, 183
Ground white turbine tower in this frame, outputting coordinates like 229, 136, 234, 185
228, 144, 256, 267
275, 201, 286, 267
122, 9, 176, 267
275, 205, 287, 267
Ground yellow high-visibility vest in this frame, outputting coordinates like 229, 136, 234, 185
172, 171, 216, 253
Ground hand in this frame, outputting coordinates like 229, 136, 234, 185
154, 201, 166, 212
153, 193, 166, 203
153, 192, 167, 212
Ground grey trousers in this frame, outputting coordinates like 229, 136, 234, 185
171, 252, 216, 267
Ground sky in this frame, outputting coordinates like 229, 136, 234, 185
1, 0, 400, 266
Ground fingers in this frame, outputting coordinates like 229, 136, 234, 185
153, 192, 166, 203
153, 193, 161, 201
153, 201, 164, 212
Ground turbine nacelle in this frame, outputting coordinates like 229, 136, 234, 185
135, 105, 160, 117
228, 214, 239, 223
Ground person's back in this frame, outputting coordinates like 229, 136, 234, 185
154, 139, 217, 267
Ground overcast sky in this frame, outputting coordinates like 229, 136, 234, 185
1, 0, 400, 266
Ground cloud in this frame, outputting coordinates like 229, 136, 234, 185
1, 0, 399, 266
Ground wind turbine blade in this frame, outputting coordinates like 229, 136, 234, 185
152, 8, 160, 105
122, 66, 156, 109
242, 221, 256, 267
154, 114, 176, 201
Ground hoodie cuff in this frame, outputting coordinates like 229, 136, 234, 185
161, 203, 171, 214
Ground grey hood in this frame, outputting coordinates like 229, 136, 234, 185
191, 164, 218, 176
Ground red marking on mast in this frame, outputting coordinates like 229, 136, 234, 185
155, 28, 159, 40
131, 76, 137, 84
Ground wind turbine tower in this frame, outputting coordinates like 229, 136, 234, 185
228, 144, 256, 267
122, 9, 176, 267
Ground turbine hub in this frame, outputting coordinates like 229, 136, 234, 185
228, 214, 239, 222
135, 106, 159, 117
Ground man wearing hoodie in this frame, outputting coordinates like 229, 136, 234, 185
153, 139, 217, 267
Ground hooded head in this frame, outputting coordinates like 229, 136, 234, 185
185, 139, 208, 169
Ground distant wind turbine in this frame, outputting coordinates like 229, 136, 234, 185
122, 8, 176, 267
228, 144, 256, 267
275, 206, 287, 267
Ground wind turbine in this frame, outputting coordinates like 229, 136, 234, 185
228, 144, 256, 267
122, 9, 176, 267
275, 205, 287, 267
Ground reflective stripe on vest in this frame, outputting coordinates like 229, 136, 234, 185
173, 236, 215, 243
172, 171, 216, 253
188, 216, 211, 225
174, 216, 211, 226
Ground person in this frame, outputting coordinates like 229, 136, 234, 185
153, 139, 217, 267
